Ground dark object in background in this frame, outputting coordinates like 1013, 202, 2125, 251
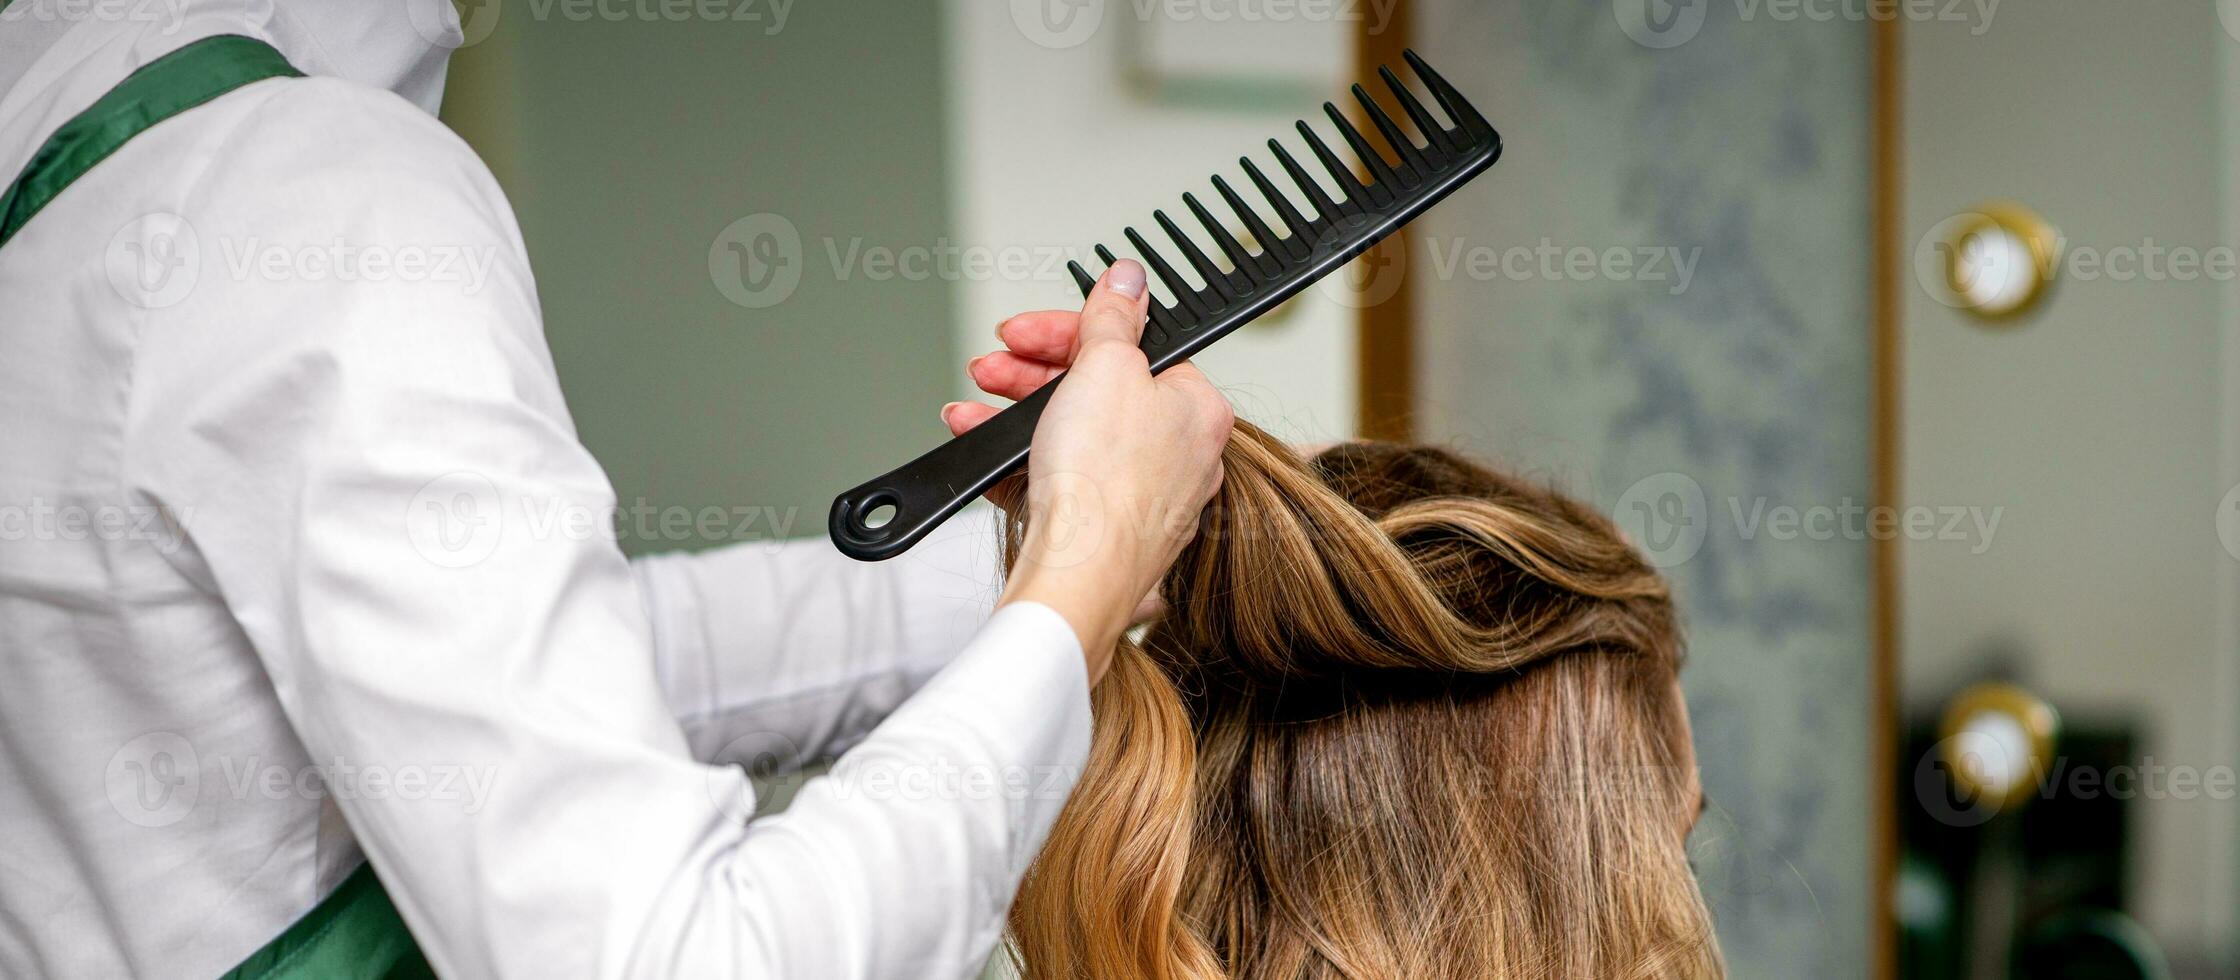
828, 49, 1502, 561
1899, 718, 2170, 979
2013, 910, 2171, 980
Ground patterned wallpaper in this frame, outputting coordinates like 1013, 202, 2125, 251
1413, 2, 1873, 975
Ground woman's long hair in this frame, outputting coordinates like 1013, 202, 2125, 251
1005, 422, 1723, 979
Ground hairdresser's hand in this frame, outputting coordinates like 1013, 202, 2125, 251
947, 260, 1231, 682
943, 283, 1180, 627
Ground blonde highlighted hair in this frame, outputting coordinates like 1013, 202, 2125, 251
1005, 422, 1722, 979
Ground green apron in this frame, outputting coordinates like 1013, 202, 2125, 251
0, 33, 434, 980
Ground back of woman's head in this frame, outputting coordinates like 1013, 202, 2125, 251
1006, 422, 1722, 979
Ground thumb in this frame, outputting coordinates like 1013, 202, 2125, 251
1076, 258, 1151, 351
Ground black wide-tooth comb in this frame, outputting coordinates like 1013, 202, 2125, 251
829, 50, 1500, 561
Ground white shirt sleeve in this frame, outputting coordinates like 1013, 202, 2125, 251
631, 508, 1009, 770
125, 78, 1089, 980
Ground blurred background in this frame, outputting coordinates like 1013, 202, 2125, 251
431, 1, 2240, 977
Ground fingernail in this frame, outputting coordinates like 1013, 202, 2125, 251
940, 401, 962, 425
966, 355, 985, 375
1103, 259, 1146, 299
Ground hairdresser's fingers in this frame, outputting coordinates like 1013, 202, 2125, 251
1072, 259, 1150, 355
1150, 359, 1228, 411
939, 399, 1001, 437
968, 351, 1065, 401
1153, 359, 1235, 501
994, 310, 1082, 364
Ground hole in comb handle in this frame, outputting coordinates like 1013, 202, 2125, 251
848, 489, 900, 534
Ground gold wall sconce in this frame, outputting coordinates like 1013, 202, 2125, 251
1929, 202, 2061, 323
1938, 682, 2061, 816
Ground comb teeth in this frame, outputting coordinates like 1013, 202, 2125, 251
1322, 102, 1397, 206
1237, 158, 1312, 256
1154, 208, 1234, 301
1404, 49, 1492, 136
1066, 47, 1499, 353
1182, 192, 1257, 287
1208, 175, 1286, 276
1268, 138, 1342, 221
829, 49, 1498, 563
1379, 64, 1453, 158
1353, 82, 1425, 179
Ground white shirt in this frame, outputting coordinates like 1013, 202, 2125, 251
0, 5, 1091, 978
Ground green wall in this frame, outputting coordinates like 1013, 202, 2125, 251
443, 4, 958, 554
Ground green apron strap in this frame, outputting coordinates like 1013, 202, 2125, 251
0, 32, 301, 249
218, 862, 434, 980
